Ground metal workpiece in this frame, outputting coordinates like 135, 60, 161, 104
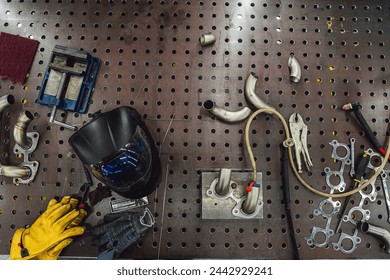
244, 72, 274, 112
199, 33, 216, 47
241, 185, 261, 215
13, 111, 34, 151
0, 164, 31, 179
0, 94, 15, 115
288, 54, 301, 83
332, 230, 362, 254
203, 100, 252, 123
215, 168, 232, 197
359, 222, 390, 254
202, 171, 263, 220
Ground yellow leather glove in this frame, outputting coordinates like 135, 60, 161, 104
32, 202, 88, 260
10, 196, 86, 260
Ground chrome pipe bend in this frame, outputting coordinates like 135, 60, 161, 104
203, 100, 252, 123
244, 72, 274, 112
288, 54, 301, 83
0, 165, 31, 179
0, 95, 34, 181
14, 111, 34, 151
0, 94, 15, 114
360, 222, 390, 254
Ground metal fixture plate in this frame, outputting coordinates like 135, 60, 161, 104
202, 171, 263, 219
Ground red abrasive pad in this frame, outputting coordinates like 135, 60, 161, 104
0, 32, 39, 84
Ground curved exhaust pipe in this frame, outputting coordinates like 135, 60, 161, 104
244, 72, 274, 112
203, 100, 252, 123
0, 95, 31, 180
288, 54, 301, 83
0, 94, 15, 113
359, 221, 390, 253
14, 111, 34, 150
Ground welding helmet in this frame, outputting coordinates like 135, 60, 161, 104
69, 106, 161, 199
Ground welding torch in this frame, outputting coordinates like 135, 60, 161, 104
342, 102, 389, 161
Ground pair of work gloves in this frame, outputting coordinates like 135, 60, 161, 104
10, 195, 155, 260
10, 196, 87, 260
82, 207, 155, 259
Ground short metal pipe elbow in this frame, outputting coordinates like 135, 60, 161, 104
14, 110, 34, 150
199, 33, 216, 47
215, 168, 232, 197
244, 72, 274, 112
288, 54, 301, 83
241, 187, 260, 215
0, 164, 31, 179
0, 94, 15, 115
360, 222, 390, 254
203, 100, 252, 123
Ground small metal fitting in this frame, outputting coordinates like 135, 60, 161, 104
288, 54, 301, 83
199, 33, 216, 47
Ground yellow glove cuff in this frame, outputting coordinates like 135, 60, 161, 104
10, 228, 34, 260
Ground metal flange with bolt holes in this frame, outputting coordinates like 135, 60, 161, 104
202, 171, 263, 219
13, 131, 40, 184
332, 230, 361, 254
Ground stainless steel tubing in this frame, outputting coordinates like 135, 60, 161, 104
215, 168, 232, 197
0, 95, 31, 179
241, 185, 260, 215
244, 72, 274, 111
360, 222, 390, 254
199, 33, 216, 46
0, 165, 31, 179
0, 94, 15, 114
13, 111, 34, 150
203, 100, 252, 123
288, 54, 301, 83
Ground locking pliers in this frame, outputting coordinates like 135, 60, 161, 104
289, 113, 313, 173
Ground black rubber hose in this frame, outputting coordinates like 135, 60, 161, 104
280, 143, 300, 260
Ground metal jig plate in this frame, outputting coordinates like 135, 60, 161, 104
201, 171, 263, 219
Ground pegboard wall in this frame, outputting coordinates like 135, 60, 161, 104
0, 0, 389, 260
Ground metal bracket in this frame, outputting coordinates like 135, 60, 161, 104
12, 131, 40, 184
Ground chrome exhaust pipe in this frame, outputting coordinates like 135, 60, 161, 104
288, 54, 301, 83
360, 222, 390, 253
215, 168, 232, 197
0, 165, 31, 179
0, 95, 31, 180
244, 72, 274, 112
0, 94, 15, 114
13, 111, 34, 150
203, 100, 252, 123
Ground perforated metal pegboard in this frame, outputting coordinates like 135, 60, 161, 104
0, 0, 389, 260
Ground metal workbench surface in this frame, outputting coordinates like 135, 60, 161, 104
0, 0, 389, 259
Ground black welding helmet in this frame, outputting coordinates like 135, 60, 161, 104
69, 106, 161, 199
